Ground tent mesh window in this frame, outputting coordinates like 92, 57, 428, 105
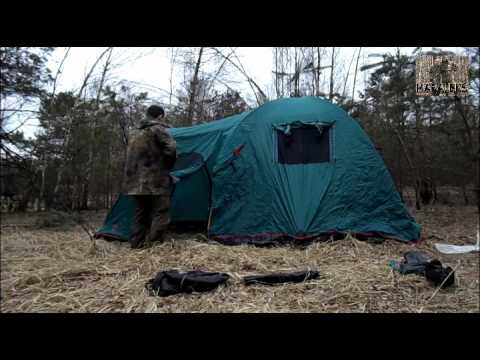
278, 126, 330, 164
172, 152, 204, 171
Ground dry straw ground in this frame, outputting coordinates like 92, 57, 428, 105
1, 205, 478, 313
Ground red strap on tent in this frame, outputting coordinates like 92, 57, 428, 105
233, 144, 245, 157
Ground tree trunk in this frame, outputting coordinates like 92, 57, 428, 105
477, 47, 480, 218
168, 48, 178, 106
352, 47, 362, 101
461, 183, 469, 205
393, 127, 421, 210
329, 47, 335, 100
274, 48, 280, 98
310, 47, 315, 96
414, 96, 432, 206
39, 157, 47, 211
186, 47, 204, 126
294, 48, 300, 97
81, 182, 88, 210
316, 47, 321, 97
83, 48, 113, 211
18, 180, 34, 212
342, 49, 356, 98
52, 114, 73, 204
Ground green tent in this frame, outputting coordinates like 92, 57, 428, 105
95, 96, 421, 245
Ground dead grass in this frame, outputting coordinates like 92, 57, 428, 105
1, 205, 478, 313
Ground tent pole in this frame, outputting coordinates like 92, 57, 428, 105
207, 206, 213, 238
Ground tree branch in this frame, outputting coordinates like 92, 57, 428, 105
51, 47, 71, 100
211, 47, 267, 105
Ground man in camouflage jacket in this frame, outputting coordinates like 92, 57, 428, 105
124, 105, 177, 248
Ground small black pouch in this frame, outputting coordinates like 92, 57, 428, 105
146, 270, 230, 297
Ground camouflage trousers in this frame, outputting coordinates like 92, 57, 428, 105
129, 195, 170, 249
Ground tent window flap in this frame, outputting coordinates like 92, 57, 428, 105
172, 152, 204, 171
277, 126, 330, 164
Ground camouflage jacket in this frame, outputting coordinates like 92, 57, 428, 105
123, 118, 177, 195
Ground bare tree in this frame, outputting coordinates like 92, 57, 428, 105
169, 47, 237, 124
51, 48, 71, 99
35, 47, 72, 211
315, 47, 324, 96
82, 47, 114, 209
186, 47, 204, 126
272, 47, 330, 99
53, 47, 113, 205
352, 47, 362, 101
342, 48, 357, 98
212, 47, 267, 106
167, 48, 183, 106
329, 47, 336, 100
